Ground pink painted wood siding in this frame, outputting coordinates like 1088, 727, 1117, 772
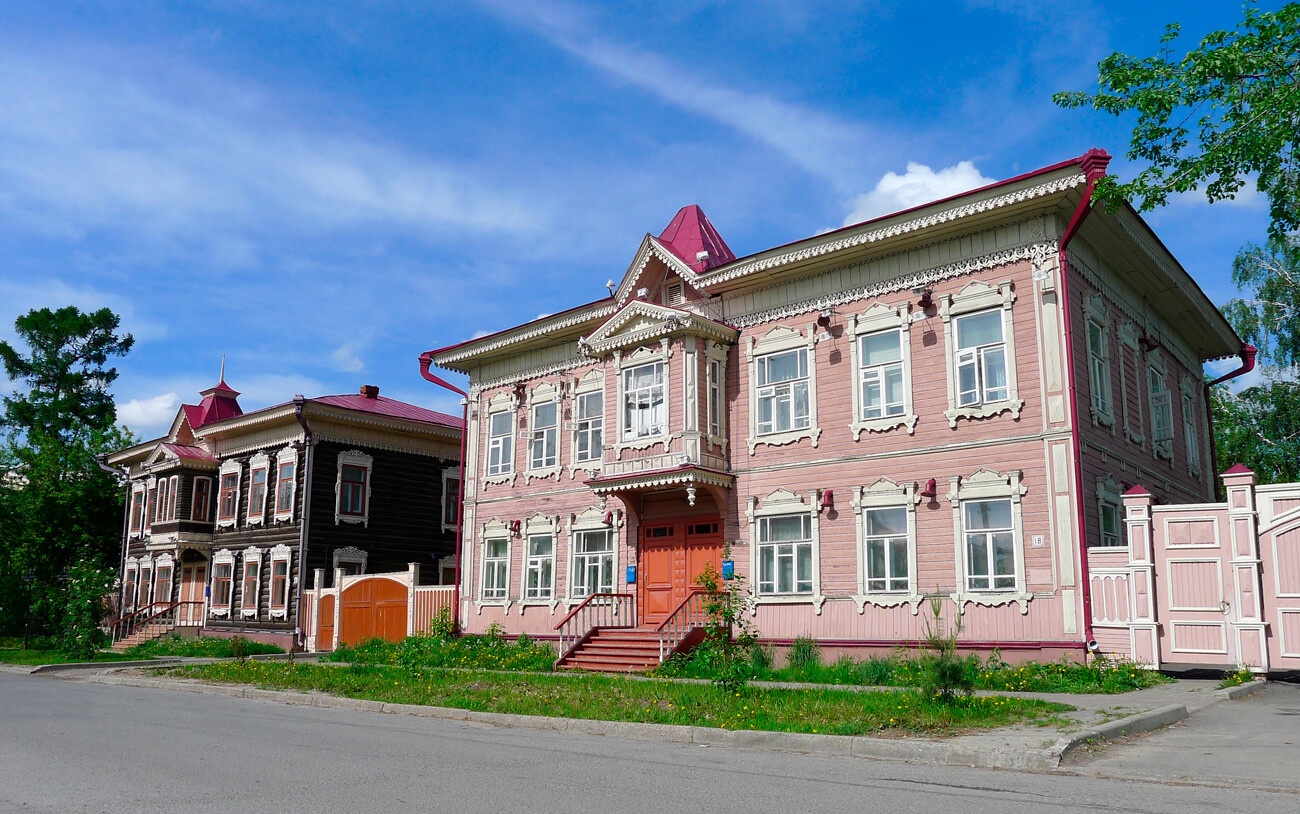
411, 586, 455, 636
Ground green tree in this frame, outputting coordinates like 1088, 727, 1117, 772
0, 307, 134, 652
1222, 236, 1300, 369
1054, 2, 1300, 244
1212, 380, 1300, 483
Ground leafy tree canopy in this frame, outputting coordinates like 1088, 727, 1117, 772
1213, 380, 1300, 483
1222, 235, 1300, 369
1055, 2, 1300, 243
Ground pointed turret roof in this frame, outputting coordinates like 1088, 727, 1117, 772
192, 376, 243, 427
657, 204, 735, 273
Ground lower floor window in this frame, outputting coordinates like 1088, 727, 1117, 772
241, 559, 260, 613
524, 534, 555, 600
483, 537, 508, 600
863, 508, 909, 593
1099, 501, 1124, 548
212, 563, 232, 608
963, 499, 1016, 591
571, 530, 614, 598
757, 514, 813, 594
270, 559, 289, 610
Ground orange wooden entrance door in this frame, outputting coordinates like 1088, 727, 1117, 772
179, 564, 206, 626
638, 519, 722, 627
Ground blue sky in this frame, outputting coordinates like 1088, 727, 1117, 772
0, 1, 1274, 439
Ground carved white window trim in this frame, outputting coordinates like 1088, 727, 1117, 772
335, 449, 374, 526
216, 459, 242, 529
847, 302, 918, 438
1147, 351, 1174, 461
143, 476, 157, 537
566, 508, 621, 605
441, 466, 461, 533
940, 280, 1024, 427
569, 369, 605, 478
483, 390, 517, 486
1084, 293, 1115, 430
947, 469, 1031, 613
153, 553, 174, 605
332, 546, 368, 574
745, 325, 821, 455
746, 489, 825, 613
705, 342, 728, 451
1094, 475, 1126, 549
129, 482, 146, 537
851, 478, 924, 613
123, 559, 139, 610
268, 543, 292, 619
477, 518, 512, 609
524, 381, 563, 482
245, 452, 270, 527
209, 549, 236, 617
239, 546, 262, 619
273, 445, 298, 522
1118, 322, 1146, 446
521, 514, 560, 611
614, 340, 673, 453
1180, 375, 1203, 477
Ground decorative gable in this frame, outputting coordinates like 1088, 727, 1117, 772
578, 299, 738, 358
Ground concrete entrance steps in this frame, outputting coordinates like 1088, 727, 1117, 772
110, 622, 178, 651
557, 628, 667, 673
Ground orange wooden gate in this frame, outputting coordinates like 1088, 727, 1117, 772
339, 578, 408, 646
639, 519, 722, 627
317, 594, 335, 652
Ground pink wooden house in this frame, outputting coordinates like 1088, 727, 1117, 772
423, 149, 1251, 670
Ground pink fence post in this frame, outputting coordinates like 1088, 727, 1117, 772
1123, 485, 1159, 668
1223, 465, 1268, 672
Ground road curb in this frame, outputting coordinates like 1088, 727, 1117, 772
1050, 704, 1189, 764
1214, 679, 1266, 700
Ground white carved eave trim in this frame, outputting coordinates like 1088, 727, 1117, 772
332, 546, 368, 570
434, 303, 617, 368
580, 303, 738, 358
943, 399, 1025, 428
588, 468, 733, 495
614, 234, 703, 307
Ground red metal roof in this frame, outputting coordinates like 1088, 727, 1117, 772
1221, 463, 1255, 475
1122, 484, 1152, 497
160, 443, 219, 463
311, 394, 462, 429
181, 404, 205, 429
657, 204, 736, 273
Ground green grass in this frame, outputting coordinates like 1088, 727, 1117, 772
122, 635, 284, 659
165, 661, 1073, 736
656, 643, 1172, 694
0, 647, 145, 665
328, 633, 556, 673
1216, 666, 1256, 689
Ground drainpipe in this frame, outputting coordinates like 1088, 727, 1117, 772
1203, 344, 1258, 497
294, 396, 314, 653
1056, 148, 1111, 657
97, 454, 132, 616
419, 352, 469, 630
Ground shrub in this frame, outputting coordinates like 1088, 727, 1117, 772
918, 591, 976, 700
695, 547, 758, 693
1218, 665, 1255, 689
124, 635, 283, 659
331, 632, 556, 673
56, 562, 113, 660
228, 636, 251, 661
786, 636, 821, 673
428, 606, 459, 640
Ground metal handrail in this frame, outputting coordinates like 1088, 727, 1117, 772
554, 592, 635, 665
110, 601, 203, 643
654, 588, 715, 661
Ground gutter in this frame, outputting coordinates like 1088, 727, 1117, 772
419, 352, 469, 630
1056, 148, 1112, 657
1203, 344, 1258, 496
96, 454, 132, 614
293, 397, 314, 653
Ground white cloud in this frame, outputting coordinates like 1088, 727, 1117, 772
471, 329, 492, 339
1169, 178, 1265, 210
330, 343, 365, 373
843, 161, 996, 226
117, 392, 179, 434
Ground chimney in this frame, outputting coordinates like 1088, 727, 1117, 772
360, 385, 379, 399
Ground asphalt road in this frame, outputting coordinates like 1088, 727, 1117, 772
0, 671, 1291, 814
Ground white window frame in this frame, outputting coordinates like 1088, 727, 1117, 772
569, 526, 617, 601
268, 543, 292, 619
123, 559, 139, 611
332, 546, 368, 575
706, 347, 727, 448
155, 477, 171, 526
1094, 475, 1126, 549
1147, 352, 1174, 460
334, 450, 374, 527
153, 553, 174, 606
274, 445, 298, 522
746, 489, 824, 611
744, 325, 821, 454
139, 557, 153, 609
478, 519, 511, 605
570, 373, 605, 473
848, 303, 917, 438
240, 546, 262, 619
947, 469, 1031, 612
129, 483, 146, 536
852, 478, 923, 612
483, 390, 517, 484
1084, 293, 1115, 429
210, 549, 236, 617
621, 361, 666, 442
216, 460, 241, 529
522, 514, 558, 607
1118, 322, 1146, 446
1181, 376, 1203, 476
940, 280, 1023, 427
525, 382, 562, 481
441, 467, 461, 533
613, 340, 673, 453
246, 452, 270, 527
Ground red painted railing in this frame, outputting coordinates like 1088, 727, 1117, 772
654, 588, 714, 661
554, 593, 635, 666
109, 601, 204, 644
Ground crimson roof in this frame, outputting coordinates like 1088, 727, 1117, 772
310, 394, 462, 429
657, 204, 735, 273
161, 443, 219, 463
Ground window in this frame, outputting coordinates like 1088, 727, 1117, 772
154, 563, 172, 604
1148, 363, 1173, 459
1095, 475, 1126, 549
156, 479, 170, 524
571, 530, 614, 598
145, 486, 157, 531
1099, 501, 1123, 548
212, 562, 233, 611
707, 359, 723, 439
859, 330, 905, 420
335, 450, 373, 525
192, 477, 211, 522
1117, 322, 1145, 445
129, 490, 144, 533
864, 508, 909, 592
240, 552, 261, 617
340, 466, 366, 515
756, 349, 810, 436
123, 566, 138, 610
757, 514, 813, 595
168, 475, 179, 520
482, 537, 508, 601
529, 401, 559, 470
1087, 317, 1112, 420
139, 564, 153, 608
955, 309, 1008, 407
442, 471, 460, 531
270, 558, 289, 614
574, 391, 603, 463
276, 461, 295, 515
524, 534, 555, 601
487, 411, 514, 476
1183, 389, 1202, 474
622, 362, 665, 440
963, 499, 1016, 591
218, 468, 239, 520
248, 466, 268, 522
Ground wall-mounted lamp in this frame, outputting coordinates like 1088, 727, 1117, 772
1138, 335, 1159, 353
912, 286, 934, 311
919, 478, 937, 500
509, 519, 521, 536
816, 309, 833, 327
819, 489, 834, 512
603, 510, 614, 526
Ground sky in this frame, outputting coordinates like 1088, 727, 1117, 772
0, 1, 1276, 440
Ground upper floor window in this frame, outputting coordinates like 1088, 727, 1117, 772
1088, 319, 1112, 414
623, 362, 665, 440
1095, 475, 1126, 548
863, 507, 909, 593
218, 473, 238, 521
574, 391, 603, 463
756, 349, 810, 435
442, 470, 460, 532
486, 411, 514, 476
274, 446, 298, 521
1148, 362, 1173, 460
129, 490, 144, 533
940, 281, 1022, 426
248, 465, 268, 523
529, 401, 559, 471
335, 449, 374, 525
1183, 391, 1201, 473
955, 309, 1008, 407
145, 486, 157, 531
963, 498, 1016, 591
858, 330, 905, 420
707, 359, 723, 439
192, 477, 211, 523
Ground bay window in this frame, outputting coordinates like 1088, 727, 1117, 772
707, 358, 723, 439
192, 477, 211, 522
